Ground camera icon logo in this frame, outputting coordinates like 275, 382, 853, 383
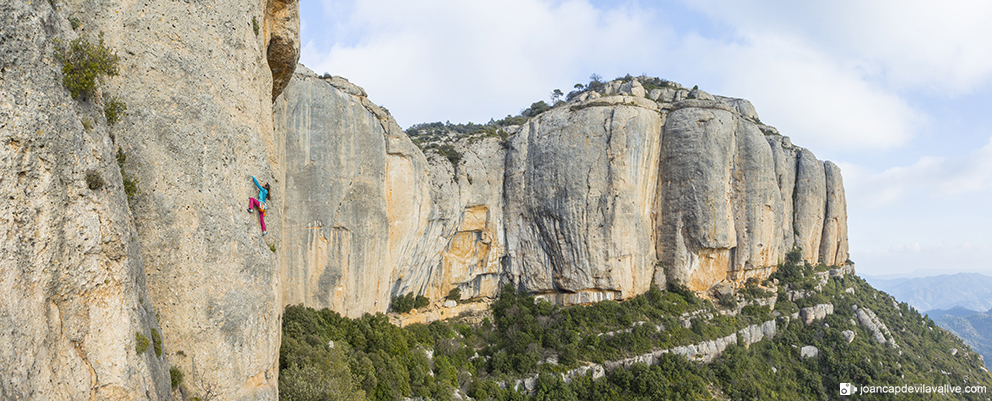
840, 383, 856, 395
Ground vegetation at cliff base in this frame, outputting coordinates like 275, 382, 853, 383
390, 292, 430, 314
281, 253, 992, 400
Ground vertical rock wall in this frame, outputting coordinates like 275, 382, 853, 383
766, 135, 798, 251
728, 120, 784, 281
273, 67, 437, 316
794, 149, 827, 264
57, 0, 298, 399
655, 106, 738, 291
0, 1, 169, 399
505, 96, 664, 302
417, 138, 507, 301
820, 161, 849, 266
273, 67, 507, 316
271, 74, 851, 311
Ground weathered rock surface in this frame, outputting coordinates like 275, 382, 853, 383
799, 303, 835, 325
801, 345, 819, 359
794, 149, 827, 264
271, 75, 851, 311
855, 305, 898, 347
843, 330, 856, 343
820, 161, 849, 266
656, 107, 737, 291
56, 0, 297, 398
0, 1, 171, 399
766, 135, 798, 251
273, 66, 507, 315
264, 0, 301, 101
505, 95, 664, 302
274, 67, 423, 315
3, 10, 855, 391
419, 137, 507, 301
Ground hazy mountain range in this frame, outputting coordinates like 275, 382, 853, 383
930, 307, 992, 368
866, 272, 992, 368
863, 272, 992, 312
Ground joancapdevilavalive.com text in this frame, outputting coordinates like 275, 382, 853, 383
841, 382, 987, 396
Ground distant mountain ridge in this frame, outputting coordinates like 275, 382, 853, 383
931, 308, 992, 368
864, 272, 992, 312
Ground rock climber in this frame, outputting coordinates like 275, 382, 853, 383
247, 175, 270, 235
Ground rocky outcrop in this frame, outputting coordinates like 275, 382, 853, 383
3, 6, 853, 390
766, 136, 798, 251
264, 0, 301, 101
271, 75, 851, 312
820, 162, 849, 266
274, 67, 432, 315
419, 137, 507, 301
0, 1, 169, 398
801, 345, 819, 359
799, 303, 835, 325
655, 106, 737, 291
855, 306, 898, 347
794, 149, 827, 264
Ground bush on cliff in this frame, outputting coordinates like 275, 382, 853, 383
53, 33, 119, 100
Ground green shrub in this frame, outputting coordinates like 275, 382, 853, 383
435, 144, 462, 167
252, 16, 259, 36
116, 149, 139, 199
53, 33, 119, 100
771, 248, 808, 284
104, 96, 127, 125
446, 287, 461, 301
69, 17, 81, 30
85, 170, 104, 190
151, 328, 162, 357
391, 293, 416, 314
81, 117, 94, 132
521, 100, 550, 117
414, 295, 429, 309
135, 332, 149, 354
170, 366, 184, 389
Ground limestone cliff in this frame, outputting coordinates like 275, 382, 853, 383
273, 67, 506, 316
273, 66, 433, 316
2, 0, 300, 399
505, 96, 662, 303
271, 72, 850, 312
2, 0, 850, 393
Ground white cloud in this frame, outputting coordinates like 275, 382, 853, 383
301, 0, 926, 151
681, 0, 992, 94
300, 0, 992, 278
679, 33, 922, 150
302, 0, 662, 127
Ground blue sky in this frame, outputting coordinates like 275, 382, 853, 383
299, 0, 992, 277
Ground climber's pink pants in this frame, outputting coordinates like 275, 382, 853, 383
249, 197, 266, 232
